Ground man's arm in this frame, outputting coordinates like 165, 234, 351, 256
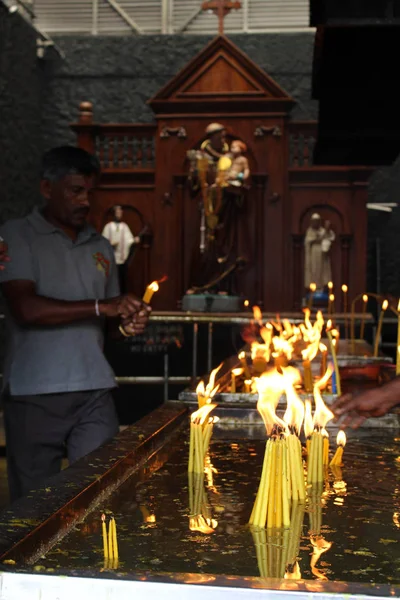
1, 280, 146, 327
332, 378, 400, 429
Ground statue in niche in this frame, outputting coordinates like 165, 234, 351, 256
186, 123, 250, 295
102, 205, 140, 293
304, 213, 336, 290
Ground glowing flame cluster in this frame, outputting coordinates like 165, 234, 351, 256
196, 364, 222, 408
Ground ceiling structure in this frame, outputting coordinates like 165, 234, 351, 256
7, 0, 310, 34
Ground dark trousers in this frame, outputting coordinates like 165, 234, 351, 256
4, 389, 119, 502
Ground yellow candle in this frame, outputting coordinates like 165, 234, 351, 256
326, 321, 341, 396
308, 283, 317, 310
360, 294, 368, 340
328, 293, 335, 316
143, 281, 159, 304
230, 367, 243, 393
302, 359, 313, 393
396, 300, 400, 375
341, 284, 349, 340
330, 431, 346, 466
108, 515, 114, 560
102, 514, 108, 559
244, 379, 252, 393
373, 299, 388, 357
111, 517, 118, 559
238, 351, 251, 379
319, 344, 327, 377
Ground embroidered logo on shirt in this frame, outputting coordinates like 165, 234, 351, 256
93, 252, 110, 277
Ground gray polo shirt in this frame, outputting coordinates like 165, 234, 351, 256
0, 207, 120, 396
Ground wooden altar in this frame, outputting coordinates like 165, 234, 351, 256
72, 35, 373, 312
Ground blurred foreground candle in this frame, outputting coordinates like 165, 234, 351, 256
341, 285, 349, 340
330, 431, 346, 466
373, 299, 389, 357
308, 283, 317, 310
396, 300, 400, 375
230, 368, 243, 393
244, 379, 252, 393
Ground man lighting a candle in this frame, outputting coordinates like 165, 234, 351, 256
332, 383, 400, 429
0, 146, 151, 502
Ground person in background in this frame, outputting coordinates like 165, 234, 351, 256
102, 205, 139, 292
0, 146, 150, 502
332, 380, 400, 429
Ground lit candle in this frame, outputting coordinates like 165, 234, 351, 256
341, 284, 349, 340
360, 294, 368, 340
302, 358, 313, 393
238, 351, 251, 379
330, 431, 346, 466
319, 343, 328, 377
326, 321, 341, 396
373, 299, 388, 357
102, 513, 108, 559
231, 367, 243, 393
244, 379, 252, 393
308, 283, 317, 310
244, 299, 250, 309
143, 281, 160, 304
328, 293, 335, 316
111, 516, 118, 559
396, 301, 400, 375
328, 281, 333, 294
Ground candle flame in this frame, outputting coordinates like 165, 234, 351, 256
382, 299, 389, 310
329, 293, 335, 302
336, 430, 346, 447
231, 367, 243, 377
313, 365, 334, 428
310, 283, 317, 292
238, 351, 246, 360
205, 364, 222, 397
252, 305, 263, 324
363, 294, 368, 303
282, 368, 305, 435
244, 299, 250, 307
256, 370, 287, 436
148, 281, 159, 293
341, 284, 348, 293
284, 562, 301, 580
191, 403, 217, 425
326, 319, 332, 331
319, 343, 327, 353
189, 515, 216, 534
328, 281, 333, 290
304, 398, 314, 438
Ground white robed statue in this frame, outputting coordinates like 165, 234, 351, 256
102, 205, 140, 292
304, 213, 335, 290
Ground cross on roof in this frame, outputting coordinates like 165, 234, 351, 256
201, 0, 242, 35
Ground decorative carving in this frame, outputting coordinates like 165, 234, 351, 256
160, 127, 187, 139
254, 125, 282, 138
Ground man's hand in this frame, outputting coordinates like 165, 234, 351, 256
0, 239, 10, 270
332, 388, 397, 429
99, 294, 150, 320
120, 306, 151, 336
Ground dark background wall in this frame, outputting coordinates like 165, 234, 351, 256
0, 15, 399, 295
0, 3, 43, 222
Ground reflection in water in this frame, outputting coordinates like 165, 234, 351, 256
39, 432, 400, 584
188, 456, 219, 534
251, 503, 305, 579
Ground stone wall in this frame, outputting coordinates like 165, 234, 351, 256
0, 2, 43, 221
41, 33, 318, 149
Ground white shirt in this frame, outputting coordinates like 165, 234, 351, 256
102, 221, 135, 265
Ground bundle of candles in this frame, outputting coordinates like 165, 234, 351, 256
233, 308, 341, 397
188, 458, 218, 534
101, 513, 118, 568
188, 366, 221, 474
249, 365, 347, 530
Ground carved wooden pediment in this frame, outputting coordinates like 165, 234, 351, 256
149, 35, 295, 115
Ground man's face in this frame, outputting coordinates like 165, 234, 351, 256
41, 173, 95, 230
